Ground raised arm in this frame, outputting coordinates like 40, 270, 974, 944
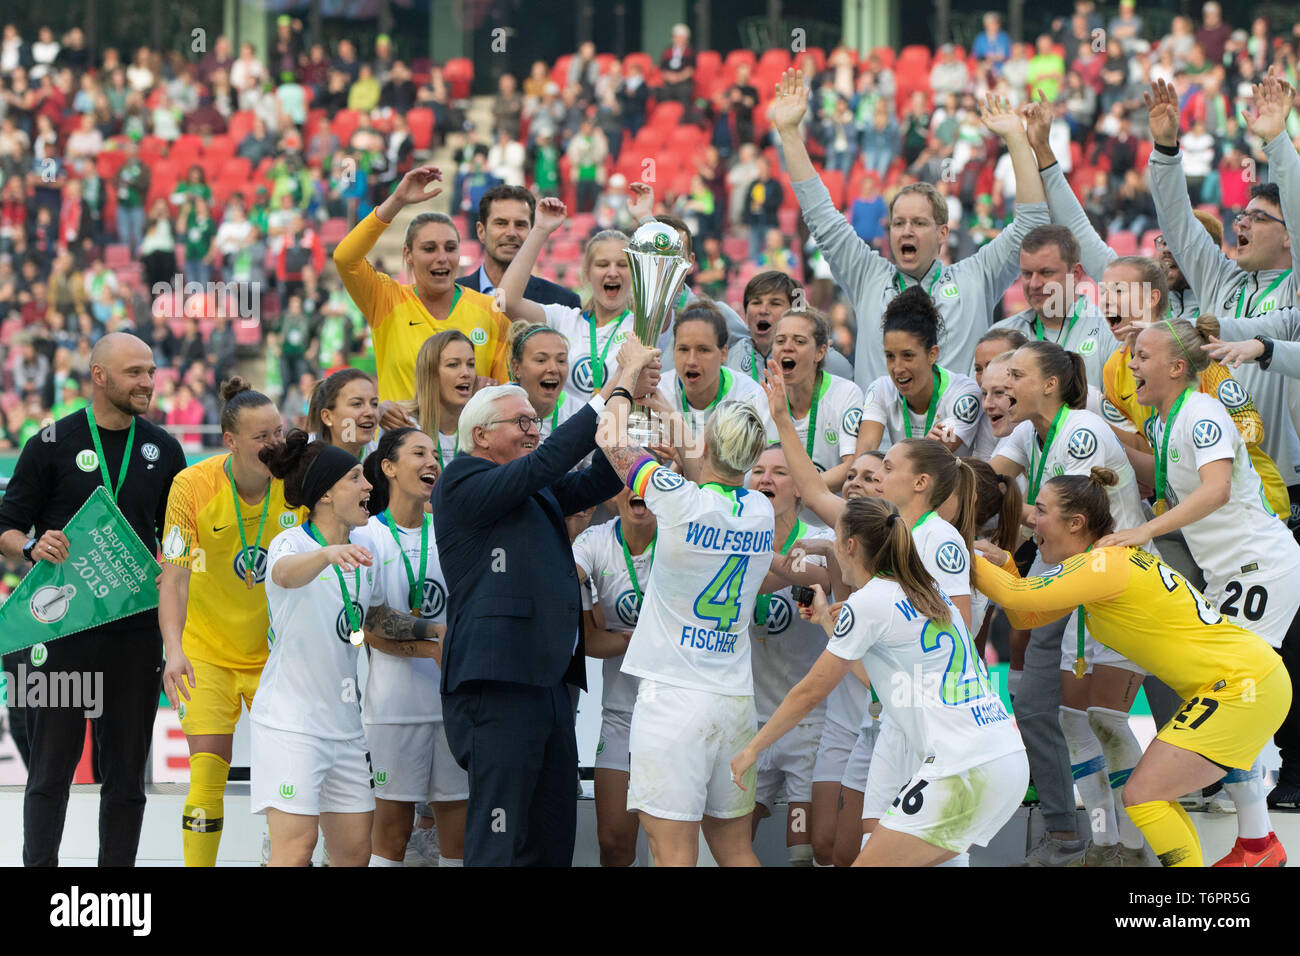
762, 359, 847, 526
498, 197, 561, 324
1248, 72, 1300, 275
982, 93, 1045, 206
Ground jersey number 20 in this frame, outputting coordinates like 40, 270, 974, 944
693, 555, 751, 630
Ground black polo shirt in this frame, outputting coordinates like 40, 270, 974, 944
0, 408, 186, 631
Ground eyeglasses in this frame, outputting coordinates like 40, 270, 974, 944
1153, 235, 1168, 249
487, 415, 543, 433
1234, 210, 1286, 227
891, 218, 936, 231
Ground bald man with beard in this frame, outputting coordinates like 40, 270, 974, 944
0, 332, 187, 866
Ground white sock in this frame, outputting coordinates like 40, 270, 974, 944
1059, 706, 1117, 846
1087, 706, 1146, 849
369, 854, 402, 867
1007, 668, 1023, 704
859, 831, 871, 851
1224, 761, 1271, 841
812, 859, 833, 867
936, 851, 970, 867
788, 843, 814, 866
438, 855, 464, 867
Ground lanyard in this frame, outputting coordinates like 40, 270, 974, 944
911, 510, 936, 532
747, 343, 766, 383
550, 391, 565, 433
224, 456, 271, 589
755, 519, 807, 625
1027, 405, 1070, 505
304, 520, 363, 644
586, 309, 631, 389
679, 367, 729, 416
901, 366, 949, 438
382, 510, 430, 615
85, 406, 135, 504
1072, 545, 1094, 679
1152, 386, 1196, 505
617, 519, 657, 607
1034, 298, 1083, 343
788, 371, 828, 460
435, 430, 459, 469
894, 262, 943, 298
1235, 270, 1292, 318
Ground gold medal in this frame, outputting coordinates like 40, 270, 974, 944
868, 700, 883, 719
1073, 657, 1087, 680
244, 568, 255, 589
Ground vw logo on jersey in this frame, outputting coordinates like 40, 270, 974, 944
1217, 379, 1248, 410
232, 547, 269, 584
936, 542, 967, 575
1143, 416, 1157, 448
650, 467, 685, 492
1067, 427, 1097, 460
1192, 419, 1222, 449
140, 442, 160, 462
418, 579, 447, 619
842, 406, 862, 437
1101, 398, 1126, 424
833, 603, 855, 637
335, 601, 365, 644
766, 594, 793, 635
571, 356, 595, 393
615, 589, 641, 627
953, 394, 979, 424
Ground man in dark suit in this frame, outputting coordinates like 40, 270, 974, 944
433, 334, 658, 866
457, 184, 581, 309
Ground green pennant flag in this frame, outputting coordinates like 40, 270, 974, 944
0, 487, 160, 656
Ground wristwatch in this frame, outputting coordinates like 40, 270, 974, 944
1255, 335, 1275, 370
22, 537, 38, 563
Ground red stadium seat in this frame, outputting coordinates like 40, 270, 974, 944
319, 217, 349, 248
822, 169, 846, 206
722, 236, 749, 261
227, 111, 256, 144
172, 134, 204, 157
330, 109, 362, 144
570, 212, 596, 236
871, 46, 896, 69
551, 54, 573, 89
408, 108, 435, 150
778, 207, 799, 235
595, 53, 617, 75
443, 58, 474, 99
758, 49, 791, 75
104, 244, 132, 269
1135, 139, 1153, 172
1109, 231, 1138, 256
801, 48, 827, 73
624, 51, 656, 83
550, 239, 582, 262
1139, 229, 1162, 255
649, 101, 685, 130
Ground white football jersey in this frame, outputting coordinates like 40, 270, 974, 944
659, 367, 778, 444
572, 517, 650, 716
256, 524, 384, 740
993, 408, 1150, 537
788, 372, 865, 528
827, 577, 1024, 776
912, 511, 972, 604
362, 513, 448, 724
542, 303, 631, 400
435, 429, 460, 469
862, 366, 991, 457
750, 524, 832, 722
1149, 392, 1300, 596
620, 460, 775, 695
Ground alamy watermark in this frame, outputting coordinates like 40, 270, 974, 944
2, 664, 103, 719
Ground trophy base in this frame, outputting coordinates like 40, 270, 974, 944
627, 408, 663, 448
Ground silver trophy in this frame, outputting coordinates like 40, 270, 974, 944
625, 221, 691, 446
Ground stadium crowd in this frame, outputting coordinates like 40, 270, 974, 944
2, 1, 1300, 868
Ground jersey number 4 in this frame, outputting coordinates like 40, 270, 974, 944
693, 555, 751, 630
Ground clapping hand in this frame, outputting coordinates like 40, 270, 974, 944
1020, 90, 1054, 151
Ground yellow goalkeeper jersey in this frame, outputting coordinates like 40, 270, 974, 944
161, 454, 303, 669
1102, 348, 1288, 517
332, 210, 510, 402
975, 546, 1282, 701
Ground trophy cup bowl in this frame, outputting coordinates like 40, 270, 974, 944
625, 221, 691, 447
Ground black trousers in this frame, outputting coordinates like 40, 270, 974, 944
443, 680, 577, 867
1276, 605, 1300, 777
23, 626, 163, 867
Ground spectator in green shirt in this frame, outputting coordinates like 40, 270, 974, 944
347, 63, 381, 112
170, 165, 212, 210
532, 130, 560, 197
49, 375, 86, 421
693, 236, 731, 300
114, 139, 150, 253
1028, 34, 1066, 102
181, 195, 217, 287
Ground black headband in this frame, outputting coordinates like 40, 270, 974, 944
301, 443, 360, 511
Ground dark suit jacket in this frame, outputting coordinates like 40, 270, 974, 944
433, 402, 623, 694
457, 267, 581, 309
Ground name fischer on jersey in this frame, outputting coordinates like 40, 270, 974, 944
680, 625, 740, 654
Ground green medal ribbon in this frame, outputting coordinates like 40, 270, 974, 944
84, 406, 135, 505
304, 519, 363, 644
1034, 298, 1084, 343
1073, 544, 1094, 679
1152, 385, 1196, 506
550, 390, 566, 433
679, 367, 730, 417
894, 262, 943, 298
1235, 270, 1292, 318
788, 371, 828, 461
1027, 405, 1070, 505
586, 309, 631, 390
747, 343, 766, 383
911, 510, 936, 533
382, 510, 430, 615
617, 519, 657, 608
901, 366, 949, 439
755, 519, 807, 625
224, 456, 271, 589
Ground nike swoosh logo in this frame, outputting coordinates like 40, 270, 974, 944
1250, 850, 1278, 867
384, 558, 396, 565
212, 525, 230, 533
1120, 393, 1133, 401
409, 320, 426, 326
599, 571, 613, 575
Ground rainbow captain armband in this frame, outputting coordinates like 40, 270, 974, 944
627, 456, 660, 496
